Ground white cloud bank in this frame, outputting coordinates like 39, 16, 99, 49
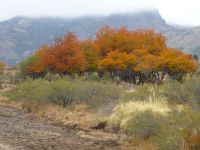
0, 0, 199, 25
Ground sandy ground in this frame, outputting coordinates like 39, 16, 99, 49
0, 104, 129, 150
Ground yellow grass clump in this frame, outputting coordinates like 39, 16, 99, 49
108, 100, 171, 130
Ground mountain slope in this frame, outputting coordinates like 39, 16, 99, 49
168, 26, 200, 56
0, 10, 182, 64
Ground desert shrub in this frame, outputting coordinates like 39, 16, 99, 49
84, 73, 101, 81
154, 107, 200, 150
163, 76, 200, 110
44, 73, 62, 81
48, 78, 121, 107
177, 108, 200, 150
163, 80, 187, 103
4, 78, 121, 109
108, 100, 170, 132
108, 100, 172, 149
122, 84, 164, 102
47, 80, 77, 106
108, 98, 200, 150
4, 79, 51, 111
125, 110, 166, 138
5, 79, 50, 102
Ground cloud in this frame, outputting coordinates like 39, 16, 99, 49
0, 0, 199, 25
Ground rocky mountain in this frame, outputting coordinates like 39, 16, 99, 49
0, 10, 196, 64
168, 26, 200, 56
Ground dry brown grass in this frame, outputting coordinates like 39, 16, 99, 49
0, 92, 131, 149
130, 139, 157, 150
0, 92, 106, 130
37, 104, 108, 130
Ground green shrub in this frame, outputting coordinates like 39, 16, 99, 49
125, 110, 166, 138
44, 73, 62, 81
154, 107, 200, 150
4, 79, 51, 110
4, 78, 121, 109
122, 84, 164, 102
108, 100, 170, 132
84, 73, 101, 81
163, 76, 200, 110
108, 98, 200, 150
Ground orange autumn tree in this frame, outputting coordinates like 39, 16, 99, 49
95, 26, 136, 79
23, 32, 86, 77
95, 26, 197, 83
158, 48, 197, 80
27, 45, 50, 75
140, 30, 166, 55
98, 51, 136, 79
95, 26, 115, 57
96, 26, 166, 56
45, 32, 85, 75
79, 40, 99, 73
95, 26, 138, 56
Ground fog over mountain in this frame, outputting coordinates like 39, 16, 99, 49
0, 10, 199, 64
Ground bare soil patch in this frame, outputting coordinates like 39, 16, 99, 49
0, 104, 129, 150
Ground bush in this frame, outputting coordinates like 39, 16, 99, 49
4, 78, 121, 109
84, 73, 102, 81
125, 110, 166, 138
108, 100, 171, 149
122, 84, 164, 102
108, 98, 200, 150
44, 73, 62, 81
4, 79, 51, 109
154, 108, 200, 150
163, 76, 200, 110
108, 100, 170, 132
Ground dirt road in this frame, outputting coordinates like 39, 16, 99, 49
0, 104, 128, 150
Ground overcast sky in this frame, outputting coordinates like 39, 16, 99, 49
0, 0, 199, 26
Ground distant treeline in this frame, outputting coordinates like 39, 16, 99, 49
20, 26, 197, 84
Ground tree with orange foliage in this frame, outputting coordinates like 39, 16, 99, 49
158, 48, 197, 80
95, 26, 115, 57
95, 26, 169, 83
96, 26, 166, 55
21, 32, 86, 77
22, 26, 197, 83
27, 45, 50, 75
96, 26, 197, 83
98, 51, 136, 79
46, 32, 86, 75
79, 40, 99, 73
140, 30, 166, 55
